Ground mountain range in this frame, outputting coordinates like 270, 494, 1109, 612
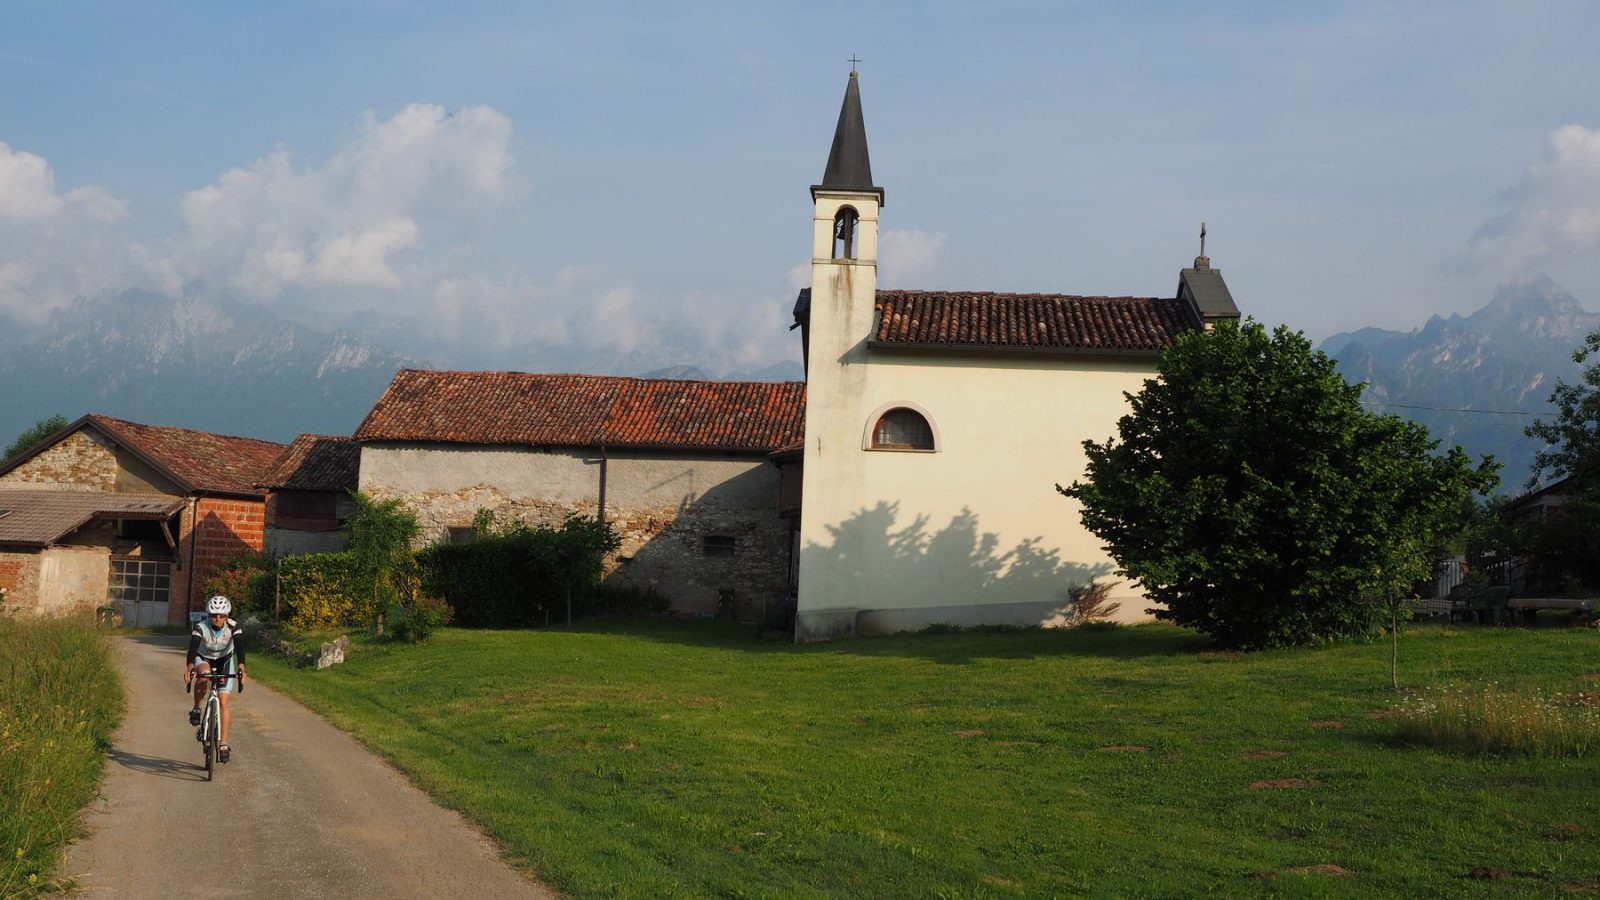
1320, 274, 1600, 492
0, 290, 803, 445
3, 279, 1592, 490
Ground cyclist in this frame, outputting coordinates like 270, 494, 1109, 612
185, 595, 246, 763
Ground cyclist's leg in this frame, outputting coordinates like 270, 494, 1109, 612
216, 655, 235, 747
193, 660, 213, 712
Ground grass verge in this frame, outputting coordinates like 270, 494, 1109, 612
251, 619, 1600, 897
0, 616, 123, 896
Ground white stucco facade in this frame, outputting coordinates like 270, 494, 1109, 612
795, 190, 1156, 640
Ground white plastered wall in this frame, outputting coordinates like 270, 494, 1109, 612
796, 190, 1154, 639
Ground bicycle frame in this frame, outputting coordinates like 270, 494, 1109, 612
187, 670, 241, 781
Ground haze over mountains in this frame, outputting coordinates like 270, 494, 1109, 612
2, 277, 1593, 491
0, 289, 802, 445
1321, 274, 1600, 492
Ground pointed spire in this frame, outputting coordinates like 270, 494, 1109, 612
813, 67, 883, 204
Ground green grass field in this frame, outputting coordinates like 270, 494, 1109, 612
0, 617, 123, 897
251, 620, 1600, 897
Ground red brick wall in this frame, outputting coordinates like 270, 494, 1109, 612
169, 496, 266, 624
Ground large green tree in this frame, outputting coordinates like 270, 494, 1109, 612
1060, 320, 1498, 650
4, 414, 68, 462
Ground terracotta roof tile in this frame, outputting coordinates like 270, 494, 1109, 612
260, 435, 360, 491
355, 371, 806, 452
872, 291, 1192, 352
88, 415, 286, 496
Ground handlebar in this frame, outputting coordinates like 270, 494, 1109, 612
185, 670, 245, 694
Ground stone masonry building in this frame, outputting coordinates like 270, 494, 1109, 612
0, 415, 284, 625
353, 370, 804, 621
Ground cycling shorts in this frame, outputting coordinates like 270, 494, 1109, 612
194, 654, 238, 695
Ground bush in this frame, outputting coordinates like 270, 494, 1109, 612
418, 514, 620, 627
1066, 580, 1121, 624
389, 597, 454, 644
200, 552, 276, 617
278, 553, 373, 631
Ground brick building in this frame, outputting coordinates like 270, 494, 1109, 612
353, 370, 804, 620
0, 415, 284, 624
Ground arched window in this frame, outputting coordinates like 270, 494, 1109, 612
832, 206, 859, 259
870, 408, 935, 451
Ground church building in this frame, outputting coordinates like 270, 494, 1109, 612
787, 70, 1240, 640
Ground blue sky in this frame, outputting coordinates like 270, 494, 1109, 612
4, 1, 1600, 371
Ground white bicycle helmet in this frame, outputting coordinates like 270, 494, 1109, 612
206, 595, 232, 616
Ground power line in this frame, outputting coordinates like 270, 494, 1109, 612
1358, 399, 1548, 418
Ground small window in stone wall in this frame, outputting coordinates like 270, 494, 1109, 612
703, 535, 737, 557
447, 526, 476, 545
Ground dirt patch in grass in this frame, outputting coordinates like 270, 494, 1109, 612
1568, 691, 1600, 707
1308, 719, 1345, 729
1244, 749, 1286, 759
1097, 745, 1148, 753
1546, 823, 1583, 842
994, 740, 1040, 747
952, 729, 984, 738
1249, 778, 1320, 790
1466, 866, 1509, 880
1564, 880, 1600, 894
1286, 864, 1352, 877
981, 874, 1024, 891
1367, 709, 1398, 719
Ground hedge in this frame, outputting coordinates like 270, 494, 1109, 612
418, 515, 619, 627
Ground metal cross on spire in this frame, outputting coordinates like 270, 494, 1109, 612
848, 55, 863, 74
1200, 222, 1207, 258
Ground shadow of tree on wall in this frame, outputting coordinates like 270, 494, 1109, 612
806, 501, 1114, 631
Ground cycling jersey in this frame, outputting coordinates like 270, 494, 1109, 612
188, 618, 246, 666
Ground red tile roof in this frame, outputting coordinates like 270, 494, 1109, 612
88, 415, 286, 496
356, 370, 806, 453
260, 435, 360, 491
872, 291, 1193, 353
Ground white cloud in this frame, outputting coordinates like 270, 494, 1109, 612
0, 141, 132, 324
170, 103, 514, 301
1468, 124, 1600, 270
878, 229, 947, 288
0, 141, 126, 225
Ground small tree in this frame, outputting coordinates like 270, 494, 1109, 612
4, 414, 68, 462
1521, 328, 1600, 591
343, 493, 420, 635
1527, 329, 1600, 491
1060, 319, 1498, 651
535, 514, 621, 625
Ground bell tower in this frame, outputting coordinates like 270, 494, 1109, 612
795, 66, 887, 639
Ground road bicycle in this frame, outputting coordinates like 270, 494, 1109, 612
185, 668, 242, 782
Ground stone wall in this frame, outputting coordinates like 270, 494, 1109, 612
0, 431, 118, 492
360, 444, 790, 617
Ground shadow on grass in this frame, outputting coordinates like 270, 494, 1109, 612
547, 616, 1213, 664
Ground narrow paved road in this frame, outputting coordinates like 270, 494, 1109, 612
63, 636, 553, 898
